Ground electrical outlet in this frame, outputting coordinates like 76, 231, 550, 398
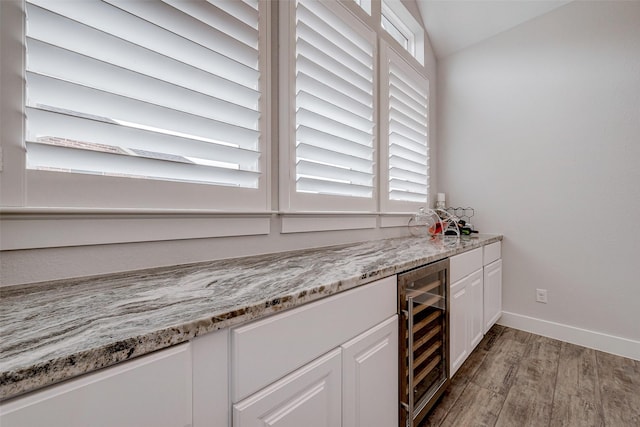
536, 288, 548, 304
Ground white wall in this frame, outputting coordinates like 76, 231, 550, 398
438, 0, 640, 351
0, 0, 438, 286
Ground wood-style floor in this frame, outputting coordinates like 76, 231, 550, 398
420, 325, 640, 427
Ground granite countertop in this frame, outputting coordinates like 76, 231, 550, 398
0, 234, 501, 401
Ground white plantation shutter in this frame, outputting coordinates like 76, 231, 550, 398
293, 0, 376, 202
384, 46, 429, 206
24, 0, 263, 189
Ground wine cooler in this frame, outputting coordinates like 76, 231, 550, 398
398, 258, 449, 427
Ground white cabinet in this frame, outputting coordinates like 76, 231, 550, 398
232, 276, 398, 427
0, 343, 193, 427
483, 259, 502, 333
231, 276, 397, 402
233, 349, 342, 427
449, 241, 503, 377
449, 269, 483, 376
342, 316, 398, 427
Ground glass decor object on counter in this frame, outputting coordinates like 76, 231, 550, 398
408, 208, 460, 238
444, 207, 478, 235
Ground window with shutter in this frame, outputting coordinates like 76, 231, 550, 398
380, 43, 429, 212
23, 0, 267, 209
281, 0, 377, 212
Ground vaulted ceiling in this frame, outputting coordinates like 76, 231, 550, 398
416, 0, 572, 58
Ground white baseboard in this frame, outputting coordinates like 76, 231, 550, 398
498, 311, 640, 361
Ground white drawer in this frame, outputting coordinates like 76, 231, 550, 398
231, 275, 397, 402
483, 241, 502, 266
450, 247, 483, 283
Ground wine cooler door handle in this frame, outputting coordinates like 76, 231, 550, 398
407, 295, 415, 427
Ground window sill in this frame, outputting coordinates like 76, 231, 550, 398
0, 209, 275, 250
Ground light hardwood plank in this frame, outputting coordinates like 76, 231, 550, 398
495, 383, 554, 427
494, 335, 561, 427
549, 342, 604, 427
596, 350, 640, 426
470, 327, 531, 395
438, 382, 504, 427
513, 335, 561, 391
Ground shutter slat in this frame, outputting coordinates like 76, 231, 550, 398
27, 107, 260, 168
297, 55, 371, 107
297, 73, 372, 120
389, 132, 428, 156
297, 108, 372, 147
389, 119, 426, 144
297, 177, 372, 198
27, 142, 260, 188
389, 142, 428, 165
389, 190, 427, 203
297, 91, 372, 133
389, 92, 426, 121
389, 167, 428, 185
389, 178, 428, 195
297, 126, 372, 163
297, 160, 373, 187
389, 95, 427, 127
297, 38, 371, 94
389, 155, 427, 176
297, 143, 372, 174
390, 73, 427, 108
390, 106, 427, 137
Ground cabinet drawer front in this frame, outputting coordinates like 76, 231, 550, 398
233, 348, 342, 427
232, 276, 397, 402
0, 344, 192, 427
483, 241, 501, 266
450, 247, 482, 283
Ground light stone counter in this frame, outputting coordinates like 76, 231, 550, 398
0, 234, 501, 400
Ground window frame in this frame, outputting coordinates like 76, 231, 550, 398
380, 0, 425, 65
2, 0, 272, 212
379, 41, 430, 214
278, 0, 379, 214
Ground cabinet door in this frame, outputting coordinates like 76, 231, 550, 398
342, 316, 398, 427
0, 344, 192, 427
449, 278, 468, 377
233, 349, 341, 427
468, 269, 484, 351
484, 259, 503, 333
